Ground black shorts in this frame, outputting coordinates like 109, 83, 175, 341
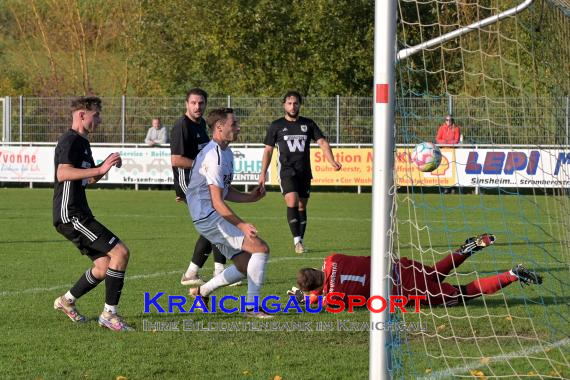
279, 174, 311, 198
55, 216, 120, 261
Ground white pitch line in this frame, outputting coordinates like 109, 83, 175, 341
421, 337, 570, 379
77, 212, 563, 227
0, 257, 320, 298
2, 255, 559, 298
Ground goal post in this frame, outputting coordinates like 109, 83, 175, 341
370, 0, 568, 379
370, 0, 397, 379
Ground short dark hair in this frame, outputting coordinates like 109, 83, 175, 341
206, 107, 234, 129
283, 91, 303, 104
70, 96, 102, 113
186, 88, 208, 102
296, 268, 323, 292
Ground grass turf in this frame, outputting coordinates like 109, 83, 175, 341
0, 188, 567, 379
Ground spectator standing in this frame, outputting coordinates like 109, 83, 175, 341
435, 115, 461, 145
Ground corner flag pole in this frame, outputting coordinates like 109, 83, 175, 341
370, 1, 396, 379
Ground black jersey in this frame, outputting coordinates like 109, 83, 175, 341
170, 115, 210, 196
263, 116, 325, 178
53, 130, 95, 226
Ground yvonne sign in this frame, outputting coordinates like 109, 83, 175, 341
0, 146, 52, 182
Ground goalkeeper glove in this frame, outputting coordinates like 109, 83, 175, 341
286, 286, 306, 304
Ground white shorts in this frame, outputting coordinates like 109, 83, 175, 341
194, 212, 245, 260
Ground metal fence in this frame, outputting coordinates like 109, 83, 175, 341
2, 96, 569, 145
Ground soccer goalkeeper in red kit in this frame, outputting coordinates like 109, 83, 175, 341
291, 234, 542, 308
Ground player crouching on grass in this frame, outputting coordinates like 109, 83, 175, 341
186, 108, 273, 319
290, 234, 542, 308
52, 96, 133, 331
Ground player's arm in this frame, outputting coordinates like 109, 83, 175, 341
226, 185, 265, 203
309, 290, 323, 305
144, 128, 154, 145
259, 123, 278, 190
57, 153, 121, 183
209, 185, 258, 238
258, 145, 274, 189
170, 123, 194, 169
171, 155, 193, 169
316, 138, 342, 171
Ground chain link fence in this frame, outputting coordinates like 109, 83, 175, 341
2, 96, 568, 145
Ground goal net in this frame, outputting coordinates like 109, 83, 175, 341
390, 0, 570, 378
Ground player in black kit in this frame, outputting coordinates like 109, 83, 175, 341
259, 91, 342, 254
170, 88, 234, 286
52, 96, 133, 331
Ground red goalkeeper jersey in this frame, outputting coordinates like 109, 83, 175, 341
310, 254, 371, 305
308, 254, 458, 307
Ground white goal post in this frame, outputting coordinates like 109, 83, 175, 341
370, 1, 537, 379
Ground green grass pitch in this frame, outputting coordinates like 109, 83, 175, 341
0, 188, 567, 379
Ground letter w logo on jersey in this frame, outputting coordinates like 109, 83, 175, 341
285, 135, 307, 152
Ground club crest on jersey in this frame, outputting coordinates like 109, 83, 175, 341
301, 125, 308, 132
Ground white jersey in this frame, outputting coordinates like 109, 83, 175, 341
186, 140, 234, 222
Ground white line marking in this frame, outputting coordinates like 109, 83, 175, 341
421, 337, 570, 379
0, 257, 320, 297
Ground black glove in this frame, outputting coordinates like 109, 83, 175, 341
286, 287, 306, 304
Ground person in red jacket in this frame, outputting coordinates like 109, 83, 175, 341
436, 115, 461, 144
291, 234, 543, 308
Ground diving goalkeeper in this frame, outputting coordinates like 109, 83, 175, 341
290, 234, 543, 307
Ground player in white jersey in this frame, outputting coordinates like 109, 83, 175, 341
186, 107, 272, 318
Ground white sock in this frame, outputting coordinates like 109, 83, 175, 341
293, 236, 302, 245
214, 262, 225, 274
200, 265, 246, 297
104, 303, 117, 314
246, 253, 269, 306
64, 291, 76, 303
184, 262, 200, 278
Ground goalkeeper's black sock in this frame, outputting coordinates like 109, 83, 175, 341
191, 235, 212, 268
299, 209, 307, 239
69, 269, 103, 299
287, 207, 301, 238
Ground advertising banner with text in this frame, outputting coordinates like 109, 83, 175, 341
455, 148, 570, 188
0, 146, 268, 185
2, 145, 568, 188
395, 147, 457, 187
0, 145, 53, 182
